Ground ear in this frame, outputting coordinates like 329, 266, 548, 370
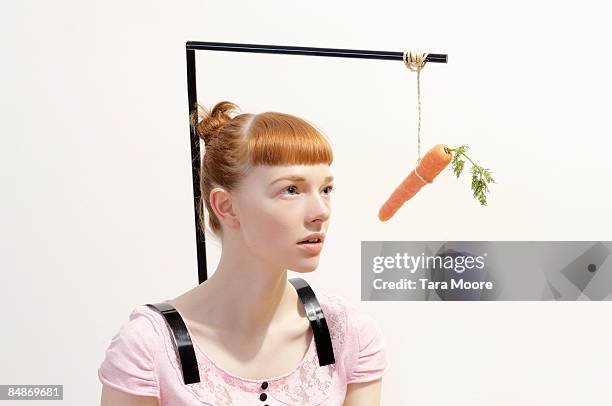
209, 187, 240, 229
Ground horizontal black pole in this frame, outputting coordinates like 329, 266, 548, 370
186, 41, 447, 63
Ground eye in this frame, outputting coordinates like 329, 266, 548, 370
280, 184, 334, 196
281, 185, 299, 195
323, 185, 335, 195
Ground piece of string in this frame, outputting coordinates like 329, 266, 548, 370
414, 165, 432, 184
403, 50, 429, 164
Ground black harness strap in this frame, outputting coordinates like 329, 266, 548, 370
288, 277, 336, 366
145, 277, 335, 385
145, 302, 201, 384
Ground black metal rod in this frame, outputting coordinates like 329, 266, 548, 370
187, 41, 448, 285
186, 49, 208, 285
186, 41, 448, 63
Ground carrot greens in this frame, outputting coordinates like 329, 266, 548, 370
445, 145, 495, 206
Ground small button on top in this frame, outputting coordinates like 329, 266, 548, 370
259, 393, 267, 401
261, 381, 268, 390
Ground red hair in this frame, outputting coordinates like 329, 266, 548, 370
190, 101, 333, 237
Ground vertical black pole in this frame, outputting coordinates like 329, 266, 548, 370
186, 47, 208, 284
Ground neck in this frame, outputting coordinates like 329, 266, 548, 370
191, 243, 300, 335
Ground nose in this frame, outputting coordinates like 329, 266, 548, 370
306, 190, 331, 224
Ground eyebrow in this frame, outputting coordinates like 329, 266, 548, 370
270, 175, 334, 185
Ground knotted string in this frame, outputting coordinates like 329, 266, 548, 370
403, 50, 429, 164
414, 165, 432, 184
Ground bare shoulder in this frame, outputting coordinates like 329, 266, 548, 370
344, 378, 383, 406
100, 384, 159, 406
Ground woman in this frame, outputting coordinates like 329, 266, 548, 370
98, 101, 389, 405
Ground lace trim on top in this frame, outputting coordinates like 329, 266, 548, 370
144, 292, 347, 406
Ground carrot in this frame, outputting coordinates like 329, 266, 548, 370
378, 144, 496, 221
378, 144, 452, 222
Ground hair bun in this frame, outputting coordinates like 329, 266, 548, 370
191, 101, 241, 145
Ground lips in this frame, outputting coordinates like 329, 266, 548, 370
297, 233, 325, 254
297, 238, 322, 244
297, 233, 325, 244
296, 240, 323, 253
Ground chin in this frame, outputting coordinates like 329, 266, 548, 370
289, 262, 319, 273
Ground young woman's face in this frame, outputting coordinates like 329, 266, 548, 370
233, 163, 333, 273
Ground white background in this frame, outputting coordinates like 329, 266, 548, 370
2, 0, 612, 404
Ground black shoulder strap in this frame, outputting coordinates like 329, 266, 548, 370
144, 302, 201, 384
145, 277, 335, 385
288, 277, 336, 366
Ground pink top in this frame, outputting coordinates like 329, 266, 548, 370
98, 292, 389, 405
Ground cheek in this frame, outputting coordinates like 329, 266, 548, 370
241, 200, 297, 247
